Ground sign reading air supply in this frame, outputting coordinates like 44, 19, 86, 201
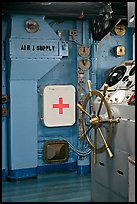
42, 85, 75, 127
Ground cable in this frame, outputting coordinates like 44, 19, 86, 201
39, 136, 91, 156
68, 40, 84, 47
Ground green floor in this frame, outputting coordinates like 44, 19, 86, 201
2, 171, 91, 202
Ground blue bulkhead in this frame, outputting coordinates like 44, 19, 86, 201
4, 14, 90, 180
2, 13, 134, 181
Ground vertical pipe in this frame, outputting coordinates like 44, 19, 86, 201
90, 40, 98, 90
77, 20, 91, 175
82, 20, 85, 45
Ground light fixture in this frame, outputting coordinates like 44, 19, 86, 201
41, 2, 52, 6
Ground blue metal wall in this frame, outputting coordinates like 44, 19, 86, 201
3, 14, 91, 180
2, 13, 135, 180
37, 19, 78, 173
91, 28, 134, 90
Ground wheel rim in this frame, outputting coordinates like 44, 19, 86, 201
82, 90, 113, 154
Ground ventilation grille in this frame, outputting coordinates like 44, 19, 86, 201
44, 140, 69, 163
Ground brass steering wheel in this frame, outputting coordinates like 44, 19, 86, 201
77, 80, 119, 164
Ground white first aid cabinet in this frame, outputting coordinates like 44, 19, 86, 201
41, 85, 76, 127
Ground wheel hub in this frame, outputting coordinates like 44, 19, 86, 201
90, 116, 100, 126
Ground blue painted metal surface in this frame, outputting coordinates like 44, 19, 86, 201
10, 39, 63, 58
92, 28, 134, 90
10, 59, 60, 80
77, 156, 91, 175
5, 15, 65, 180
10, 15, 59, 39
76, 20, 91, 174
5, 14, 91, 180
2, 12, 135, 181
37, 19, 90, 175
8, 81, 37, 171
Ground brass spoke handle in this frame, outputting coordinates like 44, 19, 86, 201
99, 118, 120, 124
77, 104, 92, 118
98, 127, 113, 158
87, 80, 92, 94
103, 84, 109, 96
87, 80, 96, 115
93, 128, 97, 164
97, 84, 109, 116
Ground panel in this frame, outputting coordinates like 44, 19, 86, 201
41, 85, 76, 127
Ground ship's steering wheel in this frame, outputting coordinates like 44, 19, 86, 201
77, 80, 120, 164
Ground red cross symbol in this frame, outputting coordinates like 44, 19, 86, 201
52, 97, 69, 114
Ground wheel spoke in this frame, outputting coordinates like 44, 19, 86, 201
85, 133, 93, 149
90, 97, 96, 115
77, 104, 92, 118
84, 134, 92, 148
92, 128, 97, 164
79, 125, 93, 140
97, 98, 103, 116
98, 127, 113, 158
87, 80, 96, 115
99, 118, 120, 124
97, 84, 108, 116
77, 83, 115, 163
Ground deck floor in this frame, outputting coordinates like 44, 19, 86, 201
2, 171, 92, 202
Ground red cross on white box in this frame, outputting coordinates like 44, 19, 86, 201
42, 85, 75, 127
52, 97, 69, 114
